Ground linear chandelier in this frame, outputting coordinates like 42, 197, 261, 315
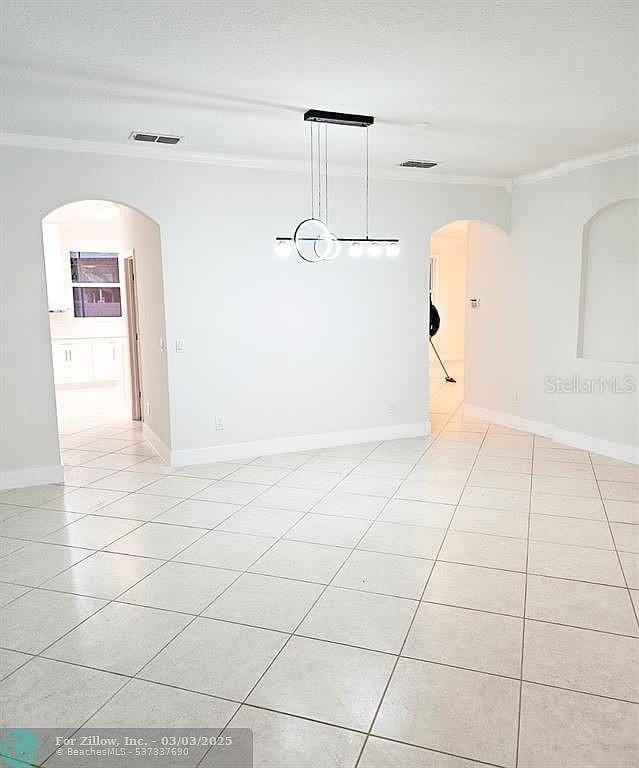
276, 109, 400, 262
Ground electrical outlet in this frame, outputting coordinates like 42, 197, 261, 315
145, 401, 151, 416
214, 416, 225, 431
513, 391, 520, 403
388, 401, 396, 415
175, 338, 185, 353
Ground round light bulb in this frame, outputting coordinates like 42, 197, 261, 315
275, 239, 291, 257
350, 241, 363, 258
386, 242, 400, 258
368, 241, 382, 258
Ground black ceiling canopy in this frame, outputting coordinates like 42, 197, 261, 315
303, 109, 374, 128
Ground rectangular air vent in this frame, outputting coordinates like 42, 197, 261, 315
400, 160, 438, 169
129, 132, 182, 145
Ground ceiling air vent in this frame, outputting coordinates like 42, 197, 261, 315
399, 160, 438, 169
129, 132, 182, 145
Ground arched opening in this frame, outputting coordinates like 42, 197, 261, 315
42, 199, 171, 466
578, 198, 639, 364
429, 220, 510, 417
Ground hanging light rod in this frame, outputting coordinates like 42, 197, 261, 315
276, 237, 398, 243
303, 109, 374, 128
277, 107, 399, 262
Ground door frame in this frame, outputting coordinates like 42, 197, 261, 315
123, 250, 143, 421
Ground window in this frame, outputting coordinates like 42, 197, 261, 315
70, 252, 122, 318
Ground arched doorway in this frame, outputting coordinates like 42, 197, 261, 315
429, 220, 510, 418
41, 199, 171, 464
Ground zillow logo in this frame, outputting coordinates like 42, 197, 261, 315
0, 729, 41, 767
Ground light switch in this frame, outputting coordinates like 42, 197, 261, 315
175, 338, 185, 353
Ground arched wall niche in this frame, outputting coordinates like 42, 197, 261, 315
577, 198, 639, 364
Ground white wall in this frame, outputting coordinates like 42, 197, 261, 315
464, 221, 518, 415
118, 206, 171, 449
465, 155, 638, 461
0, 143, 509, 482
430, 224, 468, 361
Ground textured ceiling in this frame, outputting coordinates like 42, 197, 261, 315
1, 0, 637, 177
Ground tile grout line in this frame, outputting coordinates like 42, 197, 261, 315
0, 427, 272, 671
1, 494, 630, 555
194, 435, 409, 766
0, 482, 223, 627
6, 597, 639, 681
42, 439, 382, 768
513, 429, 535, 768
8, 644, 637, 716
1, 505, 632, 566
1, 525, 631, 580
353, 402, 486, 767
5, 416, 438, 671
0, 444, 302, 610
198, 416, 454, 765
21, 442, 348, 763
2, 501, 212, 766
588, 450, 639, 628
2, 429, 634, 598
6, 556, 639, 641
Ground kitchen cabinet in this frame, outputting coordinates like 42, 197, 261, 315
51, 337, 126, 385
93, 339, 125, 381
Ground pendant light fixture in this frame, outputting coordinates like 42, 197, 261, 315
276, 109, 399, 262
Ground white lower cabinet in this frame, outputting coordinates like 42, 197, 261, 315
52, 342, 73, 384
93, 339, 124, 381
52, 338, 125, 384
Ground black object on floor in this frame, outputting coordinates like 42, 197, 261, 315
429, 301, 456, 383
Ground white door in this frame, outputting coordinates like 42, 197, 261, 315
124, 255, 143, 421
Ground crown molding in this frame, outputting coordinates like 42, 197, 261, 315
513, 143, 639, 186
0, 132, 511, 189
5, 132, 633, 190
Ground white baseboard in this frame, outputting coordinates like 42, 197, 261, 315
0, 463, 64, 491
463, 404, 639, 465
143, 422, 171, 463
463, 404, 553, 439
170, 421, 431, 467
552, 426, 639, 465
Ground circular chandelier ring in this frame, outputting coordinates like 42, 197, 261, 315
293, 218, 338, 263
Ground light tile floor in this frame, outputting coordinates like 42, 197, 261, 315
0, 365, 638, 766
